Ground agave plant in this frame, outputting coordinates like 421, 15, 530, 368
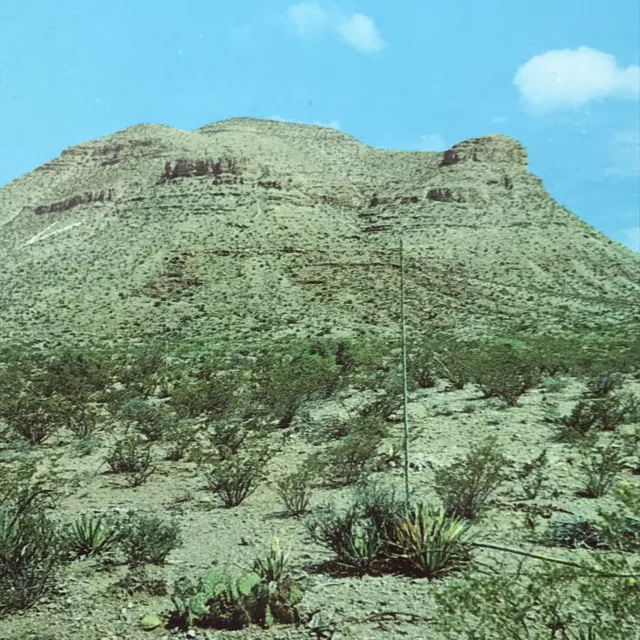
65, 513, 118, 558
388, 503, 474, 579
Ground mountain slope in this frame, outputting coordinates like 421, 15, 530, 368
0, 117, 637, 348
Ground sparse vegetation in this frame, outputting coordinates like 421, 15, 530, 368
105, 435, 156, 487
275, 467, 313, 516
202, 448, 270, 507
116, 511, 182, 565
434, 436, 512, 520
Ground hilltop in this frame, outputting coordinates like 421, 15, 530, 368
0, 117, 637, 349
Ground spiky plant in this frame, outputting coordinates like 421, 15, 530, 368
64, 513, 118, 558
388, 503, 474, 579
252, 536, 289, 583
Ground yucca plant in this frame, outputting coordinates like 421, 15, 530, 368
252, 536, 289, 583
64, 513, 119, 558
388, 503, 474, 579
304, 506, 386, 573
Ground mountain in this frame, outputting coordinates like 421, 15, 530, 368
0, 117, 637, 349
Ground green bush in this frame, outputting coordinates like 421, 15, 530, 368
0, 392, 68, 444
586, 373, 624, 397
119, 397, 172, 442
596, 482, 640, 552
0, 465, 64, 617
252, 352, 343, 428
578, 439, 628, 498
552, 400, 599, 442
203, 449, 269, 507
117, 512, 182, 565
275, 468, 313, 516
105, 435, 156, 487
432, 560, 640, 639
304, 484, 404, 574
169, 373, 239, 421
434, 437, 511, 520
467, 344, 539, 406
517, 449, 550, 500
304, 424, 383, 488
543, 517, 608, 550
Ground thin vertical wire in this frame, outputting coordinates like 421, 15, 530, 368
400, 229, 410, 512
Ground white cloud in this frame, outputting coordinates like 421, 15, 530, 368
605, 129, 640, 178
415, 134, 447, 151
617, 226, 640, 252
286, 3, 385, 54
336, 13, 385, 53
287, 2, 330, 34
514, 46, 640, 111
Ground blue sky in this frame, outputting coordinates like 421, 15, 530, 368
1, 0, 638, 250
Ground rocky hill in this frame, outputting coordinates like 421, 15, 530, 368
0, 117, 637, 349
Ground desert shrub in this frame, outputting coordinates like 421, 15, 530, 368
431, 338, 475, 390
202, 448, 269, 507
578, 439, 628, 498
0, 392, 68, 444
622, 425, 640, 473
551, 400, 600, 442
117, 511, 182, 565
387, 503, 474, 579
205, 422, 249, 458
169, 373, 239, 420
407, 347, 437, 390
113, 341, 171, 395
517, 449, 550, 500
275, 468, 313, 516
596, 482, 640, 552
434, 437, 511, 520
304, 427, 382, 487
0, 464, 64, 616
589, 392, 638, 431
253, 352, 343, 428
360, 374, 404, 421
432, 560, 640, 639
467, 343, 539, 406
105, 435, 156, 487
586, 373, 624, 397
65, 401, 101, 439
62, 513, 119, 558
0, 506, 64, 616
169, 537, 302, 630
163, 419, 197, 461
74, 433, 102, 456
305, 503, 386, 574
0, 345, 114, 401
119, 397, 172, 442
543, 517, 608, 550
304, 484, 404, 574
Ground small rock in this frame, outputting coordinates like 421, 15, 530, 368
140, 613, 164, 631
